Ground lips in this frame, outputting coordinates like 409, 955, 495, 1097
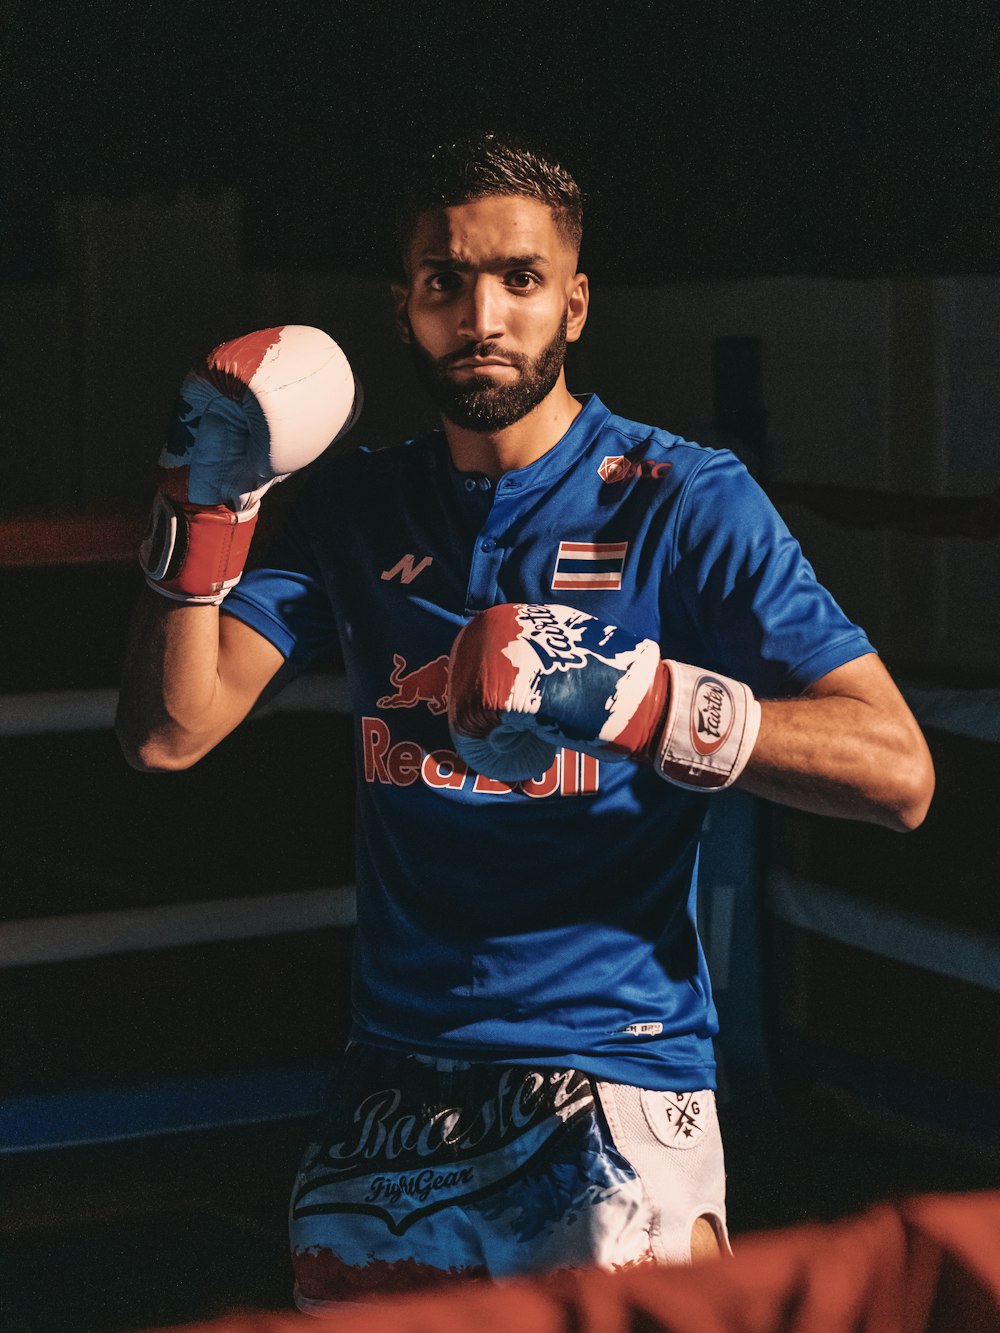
451, 358, 511, 369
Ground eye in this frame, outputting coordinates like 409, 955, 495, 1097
506, 271, 540, 290
427, 272, 462, 292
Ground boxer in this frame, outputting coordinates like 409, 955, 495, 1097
118, 133, 933, 1311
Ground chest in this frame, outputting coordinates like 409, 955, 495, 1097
324, 466, 677, 719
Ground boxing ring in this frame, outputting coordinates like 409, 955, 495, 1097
2, 513, 999, 1330
4, 679, 996, 1147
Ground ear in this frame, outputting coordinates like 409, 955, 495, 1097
566, 272, 589, 344
391, 282, 411, 343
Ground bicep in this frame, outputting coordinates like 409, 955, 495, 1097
217, 613, 288, 723
805, 651, 934, 772
800, 653, 934, 821
799, 653, 934, 777
801, 652, 901, 706
745, 653, 934, 828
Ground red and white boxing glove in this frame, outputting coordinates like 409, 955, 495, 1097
447, 603, 761, 791
140, 325, 360, 603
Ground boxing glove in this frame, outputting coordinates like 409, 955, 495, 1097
447, 603, 761, 791
140, 325, 360, 603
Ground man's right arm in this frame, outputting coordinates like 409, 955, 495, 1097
116, 593, 285, 771
116, 323, 359, 772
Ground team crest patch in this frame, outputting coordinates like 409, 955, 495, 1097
552, 541, 628, 591
598, 456, 633, 484
598, 456, 671, 483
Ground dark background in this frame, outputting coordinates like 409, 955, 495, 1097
3, 6, 1000, 1330
5, 0, 999, 286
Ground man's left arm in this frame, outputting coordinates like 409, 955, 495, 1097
448, 609, 934, 835
739, 652, 934, 832
447, 431, 934, 835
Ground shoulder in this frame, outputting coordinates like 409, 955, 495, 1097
598, 405, 692, 452
292, 428, 446, 515
314, 428, 445, 487
590, 399, 790, 562
592, 403, 724, 476
585, 401, 753, 508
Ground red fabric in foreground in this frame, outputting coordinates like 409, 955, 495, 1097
140, 1191, 1000, 1333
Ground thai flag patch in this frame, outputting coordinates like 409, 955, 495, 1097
551, 540, 628, 591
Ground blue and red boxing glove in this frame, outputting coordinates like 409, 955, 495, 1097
447, 603, 761, 792
140, 325, 361, 603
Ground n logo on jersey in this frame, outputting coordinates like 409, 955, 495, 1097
381, 554, 434, 584
551, 541, 628, 591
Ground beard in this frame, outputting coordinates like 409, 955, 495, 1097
406, 312, 569, 433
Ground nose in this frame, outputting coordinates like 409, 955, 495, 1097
456, 275, 505, 344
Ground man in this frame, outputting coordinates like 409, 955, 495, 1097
117, 133, 934, 1312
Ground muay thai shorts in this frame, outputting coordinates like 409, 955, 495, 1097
289, 1042, 730, 1312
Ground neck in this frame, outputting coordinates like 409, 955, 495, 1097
443, 377, 583, 480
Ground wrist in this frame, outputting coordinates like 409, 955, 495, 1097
654, 660, 761, 791
140, 492, 260, 604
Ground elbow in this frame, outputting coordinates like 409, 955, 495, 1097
894, 781, 935, 834
884, 744, 936, 833
121, 742, 200, 774
117, 732, 200, 774
114, 711, 203, 774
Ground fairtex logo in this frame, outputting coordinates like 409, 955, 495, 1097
691, 676, 735, 756
598, 456, 671, 484
367, 648, 599, 798
509, 604, 595, 673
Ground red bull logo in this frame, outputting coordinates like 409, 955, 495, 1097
368, 649, 599, 799
377, 654, 451, 715
363, 717, 599, 798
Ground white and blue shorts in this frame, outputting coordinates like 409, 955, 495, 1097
290, 1042, 729, 1312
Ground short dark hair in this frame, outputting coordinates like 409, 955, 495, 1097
395, 131, 584, 273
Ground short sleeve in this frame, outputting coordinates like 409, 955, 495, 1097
669, 449, 874, 697
223, 492, 340, 672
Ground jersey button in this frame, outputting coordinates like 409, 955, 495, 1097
477, 477, 492, 492
480, 539, 496, 553
464, 478, 478, 492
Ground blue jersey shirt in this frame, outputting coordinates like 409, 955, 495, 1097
225, 393, 873, 1090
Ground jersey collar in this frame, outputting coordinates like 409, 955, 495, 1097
446, 393, 611, 498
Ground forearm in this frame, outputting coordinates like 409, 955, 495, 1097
737, 687, 935, 832
116, 591, 228, 771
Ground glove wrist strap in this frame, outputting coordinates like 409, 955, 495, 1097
140, 493, 259, 605
655, 660, 761, 791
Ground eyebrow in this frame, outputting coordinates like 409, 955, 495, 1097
416, 253, 550, 273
